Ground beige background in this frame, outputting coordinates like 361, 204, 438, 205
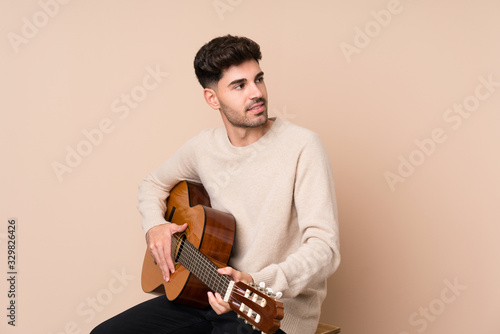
1, 1, 499, 333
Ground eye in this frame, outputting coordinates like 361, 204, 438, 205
256, 76, 264, 83
235, 83, 244, 90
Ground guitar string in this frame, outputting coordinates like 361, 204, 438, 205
175, 236, 274, 305
227, 284, 277, 326
174, 235, 231, 295
181, 240, 229, 295
173, 236, 278, 329
185, 239, 231, 295
173, 235, 275, 311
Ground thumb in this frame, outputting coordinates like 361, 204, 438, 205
171, 223, 188, 234
217, 267, 233, 277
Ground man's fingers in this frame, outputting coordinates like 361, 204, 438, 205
217, 267, 254, 284
148, 232, 173, 281
146, 223, 188, 283
207, 292, 230, 315
150, 243, 171, 281
164, 246, 176, 275
165, 223, 186, 275
217, 267, 235, 278
207, 292, 218, 313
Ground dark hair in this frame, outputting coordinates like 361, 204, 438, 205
194, 35, 262, 88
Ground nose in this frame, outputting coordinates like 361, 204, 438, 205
248, 82, 263, 100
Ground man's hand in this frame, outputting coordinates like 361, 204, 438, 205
146, 222, 188, 282
207, 267, 254, 315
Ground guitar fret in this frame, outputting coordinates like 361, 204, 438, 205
176, 238, 231, 295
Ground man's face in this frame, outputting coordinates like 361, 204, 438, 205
214, 59, 268, 129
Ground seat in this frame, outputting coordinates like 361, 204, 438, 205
315, 323, 341, 334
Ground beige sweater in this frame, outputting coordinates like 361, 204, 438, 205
138, 118, 340, 334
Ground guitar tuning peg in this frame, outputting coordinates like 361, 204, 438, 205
259, 282, 266, 288
275, 291, 283, 299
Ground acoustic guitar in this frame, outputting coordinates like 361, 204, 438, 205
141, 180, 284, 333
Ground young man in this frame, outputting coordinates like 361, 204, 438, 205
92, 35, 340, 334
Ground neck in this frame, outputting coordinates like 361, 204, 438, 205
224, 118, 275, 147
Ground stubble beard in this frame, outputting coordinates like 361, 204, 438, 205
220, 98, 268, 129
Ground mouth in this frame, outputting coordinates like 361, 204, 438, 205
247, 102, 265, 114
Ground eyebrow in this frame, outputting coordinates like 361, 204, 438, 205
227, 71, 264, 88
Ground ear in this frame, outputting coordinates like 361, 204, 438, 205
203, 88, 220, 110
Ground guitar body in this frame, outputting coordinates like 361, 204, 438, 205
141, 181, 284, 333
141, 181, 236, 309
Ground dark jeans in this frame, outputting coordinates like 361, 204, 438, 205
90, 296, 286, 334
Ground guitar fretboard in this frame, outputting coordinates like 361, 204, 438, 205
174, 235, 232, 296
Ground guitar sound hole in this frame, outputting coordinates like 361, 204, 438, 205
173, 234, 187, 263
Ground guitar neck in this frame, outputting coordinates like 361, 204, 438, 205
174, 235, 283, 333
174, 235, 231, 296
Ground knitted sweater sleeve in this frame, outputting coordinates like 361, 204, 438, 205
250, 133, 340, 298
137, 136, 200, 235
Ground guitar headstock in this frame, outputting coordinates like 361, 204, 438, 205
228, 281, 284, 334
